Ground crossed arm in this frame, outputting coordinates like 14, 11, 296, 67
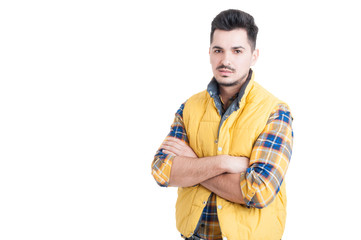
151, 103, 293, 207
161, 137, 249, 204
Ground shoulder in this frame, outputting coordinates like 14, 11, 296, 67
183, 90, 210, 110
247, 81, 280, 104
268, 103, 293, 125
174, 90, 209, 118
186, 90, 209, 102
249, 81, 292, 113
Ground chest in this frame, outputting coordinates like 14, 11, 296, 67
184, 98, 270, 158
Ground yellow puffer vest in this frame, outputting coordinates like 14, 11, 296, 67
177, 74, 287, 240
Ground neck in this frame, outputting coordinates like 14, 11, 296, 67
218, 70, 251, 107
219, 77, 247, 107
219, 86, 239, 107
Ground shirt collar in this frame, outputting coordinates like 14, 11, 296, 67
207, 69, 253, 115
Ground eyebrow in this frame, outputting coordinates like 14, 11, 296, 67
212, 45, 245, 50
232, 46, 246, 50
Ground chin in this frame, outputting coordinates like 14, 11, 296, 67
216, 78, 240, 87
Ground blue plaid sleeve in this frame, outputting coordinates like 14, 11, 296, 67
151, 102, 188, 187
240, 104, 293, 208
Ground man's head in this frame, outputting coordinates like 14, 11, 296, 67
209, 9, 259, 88
210, 9, 258, 51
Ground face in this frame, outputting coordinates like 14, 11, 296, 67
210, 29, 259, 87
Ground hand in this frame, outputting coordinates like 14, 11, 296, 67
161, 137, 198, 158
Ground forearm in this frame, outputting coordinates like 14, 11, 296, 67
169, 155, 227, 187
200, 155, 249, 204
202, 173, 245, 204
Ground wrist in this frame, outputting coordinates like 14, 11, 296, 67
219, 155, 231, 173
219, 155, 250, 174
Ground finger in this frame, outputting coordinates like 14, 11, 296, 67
162, 140, 183, 151
161, 145, 180, 156
162, 149, 177, 156
165, 137, 188, 148
161, 142, 177, 150
164, 138, 193, 154
166, 136, 186, 144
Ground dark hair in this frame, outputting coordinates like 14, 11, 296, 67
210, 9, 258, 50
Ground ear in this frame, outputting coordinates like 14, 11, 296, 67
251, 49, 259, 66
209, 47, 212, 63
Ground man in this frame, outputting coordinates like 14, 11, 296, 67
151, 9, 293, 240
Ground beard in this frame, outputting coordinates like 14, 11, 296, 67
216, 72, 249, 87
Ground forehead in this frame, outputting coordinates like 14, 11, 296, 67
211, 29, 250, 49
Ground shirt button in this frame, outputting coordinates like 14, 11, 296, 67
218, 205, 222, 209
203, 201, 207, 205
218, 147, 222, 151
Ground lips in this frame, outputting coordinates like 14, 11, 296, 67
219, 68, 233, 73
218, 68, 233, 76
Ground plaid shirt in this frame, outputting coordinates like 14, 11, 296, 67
152, 90, 293, 240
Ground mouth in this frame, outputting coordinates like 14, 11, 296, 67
218, 68, 233, 76
218, 68, 233, 73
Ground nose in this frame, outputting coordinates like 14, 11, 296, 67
221, 52, 231, 66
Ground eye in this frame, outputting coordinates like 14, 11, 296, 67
214, 49, 222, 53
234, 49, 242, 54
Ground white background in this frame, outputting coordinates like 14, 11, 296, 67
1, 0, 360, 239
